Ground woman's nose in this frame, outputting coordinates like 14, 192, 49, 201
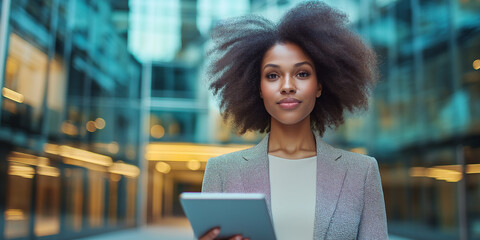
280, 76, 296, 94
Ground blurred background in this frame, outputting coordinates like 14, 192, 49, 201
0, 0, 479, 239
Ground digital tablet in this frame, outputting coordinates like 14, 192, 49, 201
180, 192, 276, 240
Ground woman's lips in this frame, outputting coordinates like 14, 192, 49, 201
277, 98, 301, 109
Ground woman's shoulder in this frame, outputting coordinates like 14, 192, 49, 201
334, 147, 378, 171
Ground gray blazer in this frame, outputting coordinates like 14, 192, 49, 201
202, 132, 388, 240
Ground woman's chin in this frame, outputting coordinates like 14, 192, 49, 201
270, 116, 311, 128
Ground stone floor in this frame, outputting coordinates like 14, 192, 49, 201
79, 217, 412, 240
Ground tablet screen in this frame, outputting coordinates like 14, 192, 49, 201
180, 192, 276, 240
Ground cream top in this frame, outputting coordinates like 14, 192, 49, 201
269, 154, 317, 240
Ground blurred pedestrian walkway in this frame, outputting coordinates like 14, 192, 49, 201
78, 217, 411, 240
79, 217, 193, 240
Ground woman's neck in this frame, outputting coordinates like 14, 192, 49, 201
268, 116, 317, 159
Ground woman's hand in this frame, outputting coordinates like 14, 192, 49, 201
199, 227, 249, 240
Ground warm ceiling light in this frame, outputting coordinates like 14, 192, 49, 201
86, 121, 97, 132
95, 118, 106, 129
8, 164, 35, 179
145, 143, 253, 162
473, 59, 480, 70
187, 160, 201, 171
156, 162, 171, 174
109, 162, 140, 178
350, 147, 367, 155
150, 125, 165, 139
466, 164, 480, 174
45, 144, 113, 167
2, 87, 24, 103
38, 166, 60, 177
108, 142, 119, 154
61, 121, 78, 136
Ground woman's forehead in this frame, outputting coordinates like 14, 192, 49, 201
261, 42, 314, 68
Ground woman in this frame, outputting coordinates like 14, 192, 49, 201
200, 1, 387, 240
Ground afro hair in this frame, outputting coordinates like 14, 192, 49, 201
205, 1, 377, 136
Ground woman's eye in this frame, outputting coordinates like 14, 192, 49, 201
297, 72, 310, 78
266, 73, 278, 79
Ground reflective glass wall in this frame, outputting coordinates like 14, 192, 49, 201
140, 0, 480, 239
137, 1, 480, 239
324, 0, 480, 239
2, 0, 480, 239
0, 0, 142, 239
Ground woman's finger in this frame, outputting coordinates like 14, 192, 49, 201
228, 235, 243, 240
199, 227, 220, 240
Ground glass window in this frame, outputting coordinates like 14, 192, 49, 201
2, 33, 48, 134
150, 111, 196, 142
64, 167, 84, 232
465, 146, 480, 239
459, 33, 480, 127
151, 65, 195, 98
108, 173, 121, 226
46, 56, 67, 138
34, 158, 61, 237
4, 160, 33, 239
88, 170, 106, 228
126, 177, 137, 226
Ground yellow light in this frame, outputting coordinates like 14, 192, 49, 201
37, 166, 60, 177
61, 121, 78, 136
63, 158, 106, 172
5, 209, 25, 221
2, 87, 24, 103
473, 59, 480, 70
156, 162, 171, 174
8, 164, 35, 179
467, 164, 480, 174
5, 58, 19, 75
109, 162, 140, 178
409, 167, 427, 177
350, 147, 367, 155
150, 125, 165, 139
60, 145, 112, 166
45, 143, 113, 167
427, 168, 461, 182
86, 121, 97, 132
108, 142, 119, 154
7, 152, 59, 177
110, 173, 121, 182
8, 151, 38, 165
242, 131, 257, 141
44, 143, 60, 155
187, 160, 201, 170
95, 118, 106, 129
146, 143, 253, 162
37, 157, 49, 166
410, 165, 463, 182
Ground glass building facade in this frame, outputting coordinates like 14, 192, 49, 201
323, 0, 480, 239
0, 0, 142, 239
1, 0, 480, 239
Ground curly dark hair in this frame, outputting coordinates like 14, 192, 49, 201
206, 1, 377, 136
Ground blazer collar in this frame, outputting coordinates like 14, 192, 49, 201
240, 131, 346, 239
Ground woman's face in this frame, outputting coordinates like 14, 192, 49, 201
260, 42, 322, 126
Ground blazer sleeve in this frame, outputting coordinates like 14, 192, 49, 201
201, 157, 223, 192
357, 158, 388, 240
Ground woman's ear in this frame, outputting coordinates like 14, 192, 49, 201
316, 84, 322, 98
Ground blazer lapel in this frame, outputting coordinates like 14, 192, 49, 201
313, 133, 347, 239
240, 133, 272, 214
239, 132, 347, 239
